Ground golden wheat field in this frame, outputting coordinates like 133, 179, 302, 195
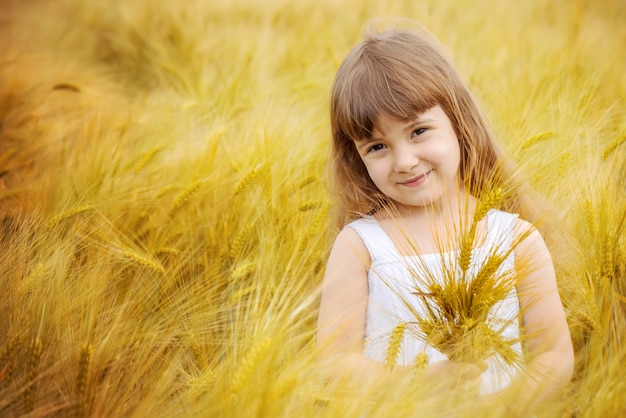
0, 0, 624, 416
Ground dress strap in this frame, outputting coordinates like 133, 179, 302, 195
485, 210, 519, 255
345, 216, 400, 263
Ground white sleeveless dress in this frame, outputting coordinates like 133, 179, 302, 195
346, 209, 523, 394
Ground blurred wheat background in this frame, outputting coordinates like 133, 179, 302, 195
0, 0, 624, 416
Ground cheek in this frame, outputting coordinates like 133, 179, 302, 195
445, 148, 461, 174
362, 161, 386, 185
425, 143, 453, 163
437, 139, 461, 162
448, 143, 461, 163
362, 162, 377, 180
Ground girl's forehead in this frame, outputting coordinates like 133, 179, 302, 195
372, 105, 441, 135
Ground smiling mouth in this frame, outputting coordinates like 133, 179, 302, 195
400, 170, 432, 185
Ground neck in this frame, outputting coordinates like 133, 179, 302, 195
375, 191, 480, 256
389, 190, 475, 224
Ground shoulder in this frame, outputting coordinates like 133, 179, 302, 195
486, 210, 549, 260
512, 217, 542, 243
513, 217, 537, 238
320, 224, 371, 297
487, 209, 535, 237
330, 222, 371, 267
344, 215, 377, 231
511, 218, 553, 268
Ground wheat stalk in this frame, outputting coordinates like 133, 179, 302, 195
385, 323, 406, 368
602, 135, 626, 160
521, 131, 554, 151
164, 232, 184, 246
187, 369, 217, 400
132, 146, 162, 173
233, 164, 265, 196
413, 352, 429, 369
307, 201, 330, 237
170, 180, 203, 217
156, 184, 178, 198
0, 333, 25, 380
557, 152, 571, 177
230, 336, 272, 393
574, 310, 597, 332
600, 240, 613, 282
298, 200, 324, 211
23, 337, 42, 413
75, 343, 93, 417
584, 199, 599, 237
123, 250, 165, 274
230, 261, 257, 280
229, 224, 255, 260
468, 253, 507, 318
187, 331, 204, 369
229, 285, 256, 303
0, 333, 25, 364
45, 205, 92, 231
289, 175, 318, 193
156, 247, 181, 256
458, 188, 504, 275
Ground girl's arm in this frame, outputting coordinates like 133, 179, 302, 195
317, 227, 370, 365
497, 221, 574, 414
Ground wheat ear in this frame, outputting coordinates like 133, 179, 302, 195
233, 164, 265, 196
602, 134, 626, 160
132, 146, 162, 173
385, 323, 406, 368
557, 152, 571, 177
188, 331, 204, 369
413, 352, 429, 369
229, 285, 256, 303
521, 131, 554, 150
123, 250, 165, 274
75, 343, 93, 417
229, 224, 255, 259
298, 200, 324, 211
574, 310, 597, 332
291, 175, 318, 192
0, 333, 25, 380
459, 188, 503, 274
170, 180, 203, 217
307, 201, 330, 237
156, 247, 181, 256
230, 261, 257, 280
23, 337, 43, 413
230, 337, 272, 393
45, 205, 92, 231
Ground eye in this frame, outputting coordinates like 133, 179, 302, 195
367, 143, 386, 153
411, 127, 428, 138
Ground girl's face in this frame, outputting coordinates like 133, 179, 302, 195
353, 105, 461, 211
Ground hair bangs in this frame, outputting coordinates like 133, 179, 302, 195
333, 40, 442, 143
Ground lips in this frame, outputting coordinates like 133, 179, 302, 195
400, 170, 432, 186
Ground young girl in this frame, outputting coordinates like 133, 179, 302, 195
317, 22, 574, 414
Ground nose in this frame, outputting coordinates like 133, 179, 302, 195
393, 145, 419, 172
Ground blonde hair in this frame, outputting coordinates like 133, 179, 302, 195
330, 24, 529, 228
